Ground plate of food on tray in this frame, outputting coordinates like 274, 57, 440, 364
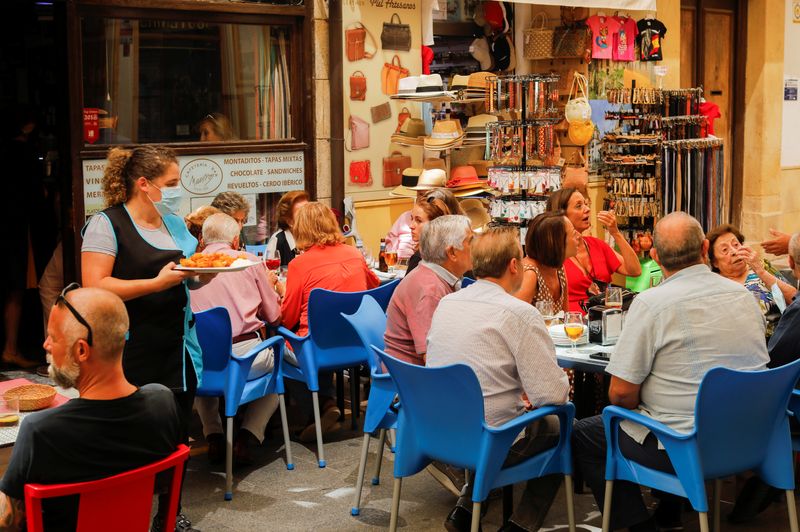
175, 252, 260, 273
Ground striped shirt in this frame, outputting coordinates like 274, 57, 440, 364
426, 279, 570, 427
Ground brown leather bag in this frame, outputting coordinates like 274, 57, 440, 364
396, 107, 411, 132
382, 151, 412, 188
381, 55, 409, 96
350, 71, 366, 101
371, 102, 392, 123
345, 23, 376, 61
381, 13, 412, 52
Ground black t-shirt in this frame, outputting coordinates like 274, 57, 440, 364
0, 384, 180, 531
636, 18, 667, 61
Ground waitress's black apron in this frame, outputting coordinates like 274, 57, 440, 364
104, 205, 187, 391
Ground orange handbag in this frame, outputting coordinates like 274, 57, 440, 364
345, 23, 376, 62
381, 55, 409, 96
396, 107, 411, 132
382, 151, 412, 187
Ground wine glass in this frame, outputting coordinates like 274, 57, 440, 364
563, 312, 585, 354
535, 300, 556, 328
263, 249, 281, 272
605, 286, 623, 309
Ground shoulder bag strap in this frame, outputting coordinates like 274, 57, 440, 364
362, 23, 377, 59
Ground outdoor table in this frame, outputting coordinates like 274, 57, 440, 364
555, 343, 614, 373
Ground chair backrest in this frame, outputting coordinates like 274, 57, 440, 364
376, 348, 486, 472
695, 359, 800, 479
245, 244, 267, 257
340, 296, 387, 376
306, 280, 399, 366
24, 445, 190, 532
461, 276, 476, 288
194, 307, 234, 378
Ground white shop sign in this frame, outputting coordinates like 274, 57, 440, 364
82, 151, 305, 218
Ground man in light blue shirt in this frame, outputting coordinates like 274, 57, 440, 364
572, 212, 769, 532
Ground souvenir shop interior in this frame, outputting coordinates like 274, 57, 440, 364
341, 0, 730, 290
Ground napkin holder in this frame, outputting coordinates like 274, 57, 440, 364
588, 305, 623, 346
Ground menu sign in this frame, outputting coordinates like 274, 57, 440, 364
82, 151, 305, 217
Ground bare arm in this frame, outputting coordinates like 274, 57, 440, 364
740, 247, 798, 304
761, 228, 791, 256
82, 251, 190, 302
0, 493, 25, 531
597, 211, 642, 277
608, 376, 641, 410
513, 264, 538, 303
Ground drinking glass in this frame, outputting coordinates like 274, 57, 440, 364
385, 250, 398, 274
535, 300, 556, 328
563, 312, 585, 354
605, 286, 623, 309
0, 398, 20, 427
263, 249, 281, 272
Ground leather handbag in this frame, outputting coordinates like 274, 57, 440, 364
349, 160, 372, 186
381, 13, 412, 52
382, 151, 412, 188
381, 55, 409, 96
370, 102, 392, 123
346, 115, 370, 151
562, 150, 588, 191
396, 107, 411, 132
523, 12, 554, 60
350, 71, 367, 101
345, 22, 376, 61
553, 26, 591, 59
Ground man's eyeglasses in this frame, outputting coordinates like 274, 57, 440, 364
56, 283, 93, 346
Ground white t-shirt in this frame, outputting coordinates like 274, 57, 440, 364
422, 0, 440, 46
82, 212, 178, 257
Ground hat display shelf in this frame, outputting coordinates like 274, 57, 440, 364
484, 73, 563, 245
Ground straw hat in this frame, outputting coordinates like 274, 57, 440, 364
391, 117, 426, 146
409, 168, 447, 191
424, 119, 464, 150
390, 167, 423, 197
469, 159, 493, 177
450, 74, 471, 91
423, 158, 448, 171
459, 198, 491, 232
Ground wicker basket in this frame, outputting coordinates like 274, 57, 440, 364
4, 384, 56, 411
523, 13, 554, 60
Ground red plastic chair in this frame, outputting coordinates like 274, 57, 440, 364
24, 444, 190, 532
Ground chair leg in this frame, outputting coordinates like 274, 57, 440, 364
389, 428, 397, 453
351, 433, 371, 516
601, 480, 613, 532
372, 429, 387, 485
278, 394, 294, 470
713, 479, 721, 532
471, 501, 482, 532
350, 366, 359, 430
787, 489, 799, 532
389, 478, 402, 532
698, 512, 710, 532
564, 474, 576, 532
224, 416, 234, 501
336, 370, 345, 421
311, 391, 326, 468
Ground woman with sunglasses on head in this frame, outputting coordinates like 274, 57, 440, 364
406, 188, 464, 275
546, 187, 641, 313
80, 145, 206, 531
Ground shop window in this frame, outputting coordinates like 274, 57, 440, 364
80, 16, 293, 145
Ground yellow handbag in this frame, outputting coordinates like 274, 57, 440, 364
381, 55, 409, 96
568, 120, 595, 146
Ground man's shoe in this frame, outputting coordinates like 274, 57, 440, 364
206, 433, 224, 464
298, 406, 341, 443
175, 513, 200, 532
653, 499, 684, 531
445, 506, 481, 532
496, 520, 528, 532
727, 476, 780, 524
233, 429, 260, 466
426, 461, 466, 497
2, 352, 38, 369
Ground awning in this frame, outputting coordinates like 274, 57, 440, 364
505, 0, 656, 10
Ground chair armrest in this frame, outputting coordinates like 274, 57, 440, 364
602, 406, 693, 444
276, 325, 309, 355
231, 336, 285, 367
484, 403, 574, 437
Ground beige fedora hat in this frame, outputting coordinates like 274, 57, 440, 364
459, 198, 492, 232
409, 168, 447, 191
424, 119, 464, 150
390, 167, 423, 197
391, 117, 426, 146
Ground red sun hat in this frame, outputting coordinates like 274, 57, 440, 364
447, 165, 481, 188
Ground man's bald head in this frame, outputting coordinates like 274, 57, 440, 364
653, 212, 706, 272
58, 287, 128, 360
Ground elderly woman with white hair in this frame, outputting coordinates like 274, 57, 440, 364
384, 215, 473, 367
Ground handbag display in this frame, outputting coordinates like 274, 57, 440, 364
349, 71, 367, 101
381, 13, 412, 52
565, 73, 592, 124
553, 26, 590, 59
382, 151, 412, 188
562, 150, 588, 190
345, 23, 376, 61
349, 160, 372, 186
381, 55, 409, 96
370, 102, 392, 123
347, 115, 370, 151
523, 13, 554, 60
396, 107, 411, 132
568, 120, 595, 146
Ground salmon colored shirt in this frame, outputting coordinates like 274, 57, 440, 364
281, 243, 380, 337
564, 236, 621, 313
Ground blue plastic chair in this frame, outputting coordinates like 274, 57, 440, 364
601, 359, 800, 532
376, 348, 576, 532
194, 307, 293, 501
245, 244, 267, 257
461, 276, 476, 288
790, 390, 800, 451
340, 296, 398, 516
278, 280, 400, 467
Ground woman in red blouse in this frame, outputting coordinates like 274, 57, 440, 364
546, 188, 641, 313
280, 202, 379, 440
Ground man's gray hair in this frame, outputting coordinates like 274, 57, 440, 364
202, 213, 240, 245
790, 232, 800, 266
420, 215, 472, 264
653, 211, 705, 271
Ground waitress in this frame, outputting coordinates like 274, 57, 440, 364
81, 145, 207, 435
546, 187, 642, 313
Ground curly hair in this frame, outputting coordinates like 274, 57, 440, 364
276, 190, 310, 230
102, 145, 178, 207
415, 188, 464, 222
210, 191, 249, 218
293, 202, 345, 251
